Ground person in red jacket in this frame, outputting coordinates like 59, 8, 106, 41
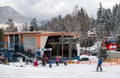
33, 58, 38, 67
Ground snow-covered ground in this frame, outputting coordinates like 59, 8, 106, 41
0, 62, 120, 78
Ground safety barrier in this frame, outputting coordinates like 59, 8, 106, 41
66, 59, 120, 66
102, 58, 120, 66
66, 60, 91, 64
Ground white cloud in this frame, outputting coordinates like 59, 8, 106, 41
0, 0, 120, 20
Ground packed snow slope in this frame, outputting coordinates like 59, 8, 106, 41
0, 63, 120, 78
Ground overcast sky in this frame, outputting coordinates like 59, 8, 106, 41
0, 0, 120, 21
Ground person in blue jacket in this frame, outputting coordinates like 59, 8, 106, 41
49, 59, 52, 68
63, 57, 67, 66
96, 57, 103, 71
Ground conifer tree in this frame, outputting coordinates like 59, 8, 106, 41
116, 35, 120, 51
99, 45, 107, 60
96, 3, 113, 38
29, 18, 39, 31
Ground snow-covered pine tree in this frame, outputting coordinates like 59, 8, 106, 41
96, 3, 105, 38
96, 3, 113, 38
55, 15, 66, 32
29, 18, 39, 31
116, 35, 120, 51
113, 4, 120, 34
112, 4, 118, 34
104, 9, 113, 36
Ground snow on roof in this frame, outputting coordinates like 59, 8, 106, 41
81, 41, 101, 52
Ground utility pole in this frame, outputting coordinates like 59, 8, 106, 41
68, 39, 72, 59
56, 43, 59, 55
62, 33, 64, 57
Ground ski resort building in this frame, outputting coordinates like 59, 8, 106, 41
3, 31, 80, 58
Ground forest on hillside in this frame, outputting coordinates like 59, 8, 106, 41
35, 3, 120, 39
3, 3, 120, 40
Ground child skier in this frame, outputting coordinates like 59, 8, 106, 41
33, 58, 38, 67
49, 59, 52, 68
55, 56, 60, 66
42, 58, 46, 66
63, 57, 67, 66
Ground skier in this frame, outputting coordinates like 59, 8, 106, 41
55, 56, 60, 66
33, 58, 38, 67
49, 59, 52, 68
63, 57, 67, 66
42, 58, 46, 66
96, 57, 103, 71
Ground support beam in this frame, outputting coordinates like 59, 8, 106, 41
68, 42, 72, 59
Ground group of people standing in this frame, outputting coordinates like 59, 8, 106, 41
49, 56, 67, 68
33, 56, 67, 68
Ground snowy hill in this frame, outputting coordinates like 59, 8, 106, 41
0, 6, 29, 31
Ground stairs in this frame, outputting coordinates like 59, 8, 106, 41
18, 51, 35, 59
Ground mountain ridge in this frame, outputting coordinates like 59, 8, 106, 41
0, 6, 26, 24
